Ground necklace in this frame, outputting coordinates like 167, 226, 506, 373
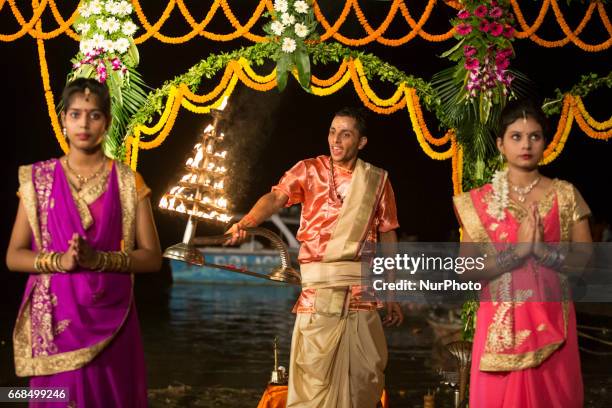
329, 157, 344, 204
508, 175, 540, 203
64, 157, 107, 188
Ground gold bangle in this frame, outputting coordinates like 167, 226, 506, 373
96, 252, 108, 272
55, 252, 67, 273
41, 252, 52, 273
34, 252, 43, 273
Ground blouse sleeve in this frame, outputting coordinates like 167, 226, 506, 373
572, 185, 591, 222
271, 160, 307, 207
376, 178, 400, 232
135, 171, 152, 202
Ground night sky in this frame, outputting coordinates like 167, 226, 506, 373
1, 1, 610, 258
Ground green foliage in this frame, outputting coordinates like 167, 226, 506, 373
542, 71, 612, 116
127, 42, 438, 134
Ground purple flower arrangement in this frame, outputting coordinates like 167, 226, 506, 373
451, 0, 517, 101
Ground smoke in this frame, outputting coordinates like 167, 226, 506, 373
220, 87, 284, 213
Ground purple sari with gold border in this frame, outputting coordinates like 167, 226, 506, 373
14, 158, 147, 407
454, 179, 590, 408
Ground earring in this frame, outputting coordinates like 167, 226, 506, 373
62, 127, 67, 136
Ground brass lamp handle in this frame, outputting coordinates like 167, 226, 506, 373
192, 227, 301, 285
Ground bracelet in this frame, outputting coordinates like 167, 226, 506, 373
34, 252, 67, 273
495, 248, 523, 273
93, 251, 130, 273
536, 247, 566, 269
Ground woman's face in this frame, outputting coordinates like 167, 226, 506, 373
61, 92, 108, 153
497, 116, 546, 171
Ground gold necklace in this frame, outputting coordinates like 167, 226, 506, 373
509, 176, 540, 203
64, 157, 107, 187
329, 157, 344, 204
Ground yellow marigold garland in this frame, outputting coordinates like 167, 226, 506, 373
349, 62, 406, 114
238, 57, 276, 84
179, 62, 237, 104
353, 59, 405, 107
574, 95, 612, 132
407, 88, 451, 146
406, 93, 454, 160
541, 95, 573, 165
311, 60, 349, 87
310, 69, 352, 96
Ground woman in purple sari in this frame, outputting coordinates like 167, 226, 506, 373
6, 78, 162, 407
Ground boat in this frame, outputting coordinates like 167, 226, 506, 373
170, 212, 300, 284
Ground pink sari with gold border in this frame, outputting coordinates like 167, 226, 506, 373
14, 159, 148, 407
453, 179, 590, 408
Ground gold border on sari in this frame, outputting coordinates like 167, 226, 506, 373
323, 159, 385, 262
13, 160, 139, 376
479, 340, 564, 371
116, 161, 137, 252
452, 191, 493, 247
18, 164, 42, 250
14, 275, 136, 377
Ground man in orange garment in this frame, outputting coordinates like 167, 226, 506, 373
228, 107, 403, 408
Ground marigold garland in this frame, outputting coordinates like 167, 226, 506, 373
310, 60, 349, 87
2, 0, 610, 50
406, 93, 454, 161
451, 136, 463, 195
36, 27, 68, 153
349, 62, 406, 114
179, 62, 237, 104
407, 88, 451, 146
310, 69, 352, 96
511, 0, 611, 51
238, 57, 276, 84
541, 95, 573, 165
353, 59, 405, 107
0, 0, 49, 42
574, 95, 612, 131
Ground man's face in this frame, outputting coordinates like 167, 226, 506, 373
328, 115, 367, 165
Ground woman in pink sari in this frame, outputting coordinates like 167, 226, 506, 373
453, 99, 591, 408
6, 78, 162, 407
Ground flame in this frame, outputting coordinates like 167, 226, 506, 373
206, 143, 213, 154
218, 96, 228, 111
214, 181, 224, 190
181, 174, 190, 182
216, 197, 227, 209
186, 158, 193, 166
214, 151, 227, 158
207, 162, 215, 171
218, 214, 232, 223
216, 166, 227, 174
168, 197, 176, 210
176, 202, 186, 213
218, 132, 225, 141
159, 196, 168, 209
192, 149, 204, 167
190, 174, 198, 183
169, 186, 180, 194
202, 196, 212, 204
204, 124, 215, 134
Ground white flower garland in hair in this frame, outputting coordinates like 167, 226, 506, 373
486, 168, 509, 220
